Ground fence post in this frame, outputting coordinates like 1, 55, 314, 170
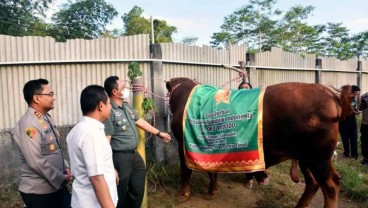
132, 76, 147, 208
150, 44, 175, 165
239, 61, 247, 83
315, 57, 322, 84
357, 55, 362, 89
246, 53, 257, 87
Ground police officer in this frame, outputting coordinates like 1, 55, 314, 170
104, 76, 171, 208
13, 79, 72, 208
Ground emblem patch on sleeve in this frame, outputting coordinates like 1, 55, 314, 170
49, 143, 55, 151
25, 127, 37, 138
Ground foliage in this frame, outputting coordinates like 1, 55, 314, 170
0, 0, 53, 36
142, 97, 157, 115
320, 23, 354, 60
335, 158, 368, 201
51, 0, 118, 42
127, 62, 143, 82
122, 6, 177, 43
181, 36, 199, 45
210, 0, 368, 60
276, 5, 324, 56
351, 31, 368, 59
211, 0, 281, 50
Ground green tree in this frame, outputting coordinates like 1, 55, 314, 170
350, 31, 368, 59
211, 0, 281, 51
51, 0, 118, 42
321, 23, 354, 60
122, 6, 177, 43
0, 0, 53, 36
276, 5, 324, 56
122, 6, 150, 35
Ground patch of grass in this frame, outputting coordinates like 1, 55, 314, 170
335, 160, 368, 201
146, 161, 181, 194
254, 162, 301, 208
0, 182, 23, 208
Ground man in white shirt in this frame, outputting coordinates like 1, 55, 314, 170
67, 85, 118, 208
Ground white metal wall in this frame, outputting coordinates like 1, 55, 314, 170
320, 57, 357, 71
257, 70, 315, 87
0, 63, 151, 129
160, 43, 246, 66
0, 34, 151, 130
163, 64, 239, 89
255, 47, 316, 68
320, 71, 357, 88
0, 34, 365, 131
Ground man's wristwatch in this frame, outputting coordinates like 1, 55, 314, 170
156, 131, 161, 137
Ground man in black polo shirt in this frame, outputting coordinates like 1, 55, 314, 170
104, 76, 171, 208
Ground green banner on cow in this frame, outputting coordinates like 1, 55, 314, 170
183, 85, 266, 172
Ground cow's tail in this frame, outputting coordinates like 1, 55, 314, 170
325, 85, 352, 122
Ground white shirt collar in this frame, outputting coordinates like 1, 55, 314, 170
80, 116, 104, 129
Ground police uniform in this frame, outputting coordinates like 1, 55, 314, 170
13, 107, 71, 208
104, 101, 146, 208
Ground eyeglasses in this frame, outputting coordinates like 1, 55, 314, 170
36, 92, 55, 97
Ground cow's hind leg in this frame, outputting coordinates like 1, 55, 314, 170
295, 161, 320, 208
308, 160, 340, 208
203, 172, 218, 200
178, 163, 192, 202
178, 142, 192, 202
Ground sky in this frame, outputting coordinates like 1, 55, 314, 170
51, 0, 368, 46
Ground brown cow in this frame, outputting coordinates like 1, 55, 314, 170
166, 77, 346, 208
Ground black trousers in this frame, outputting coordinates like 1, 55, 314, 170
113, 151, 146, 208
339, 115, 358, 158
360, 124, 368, 160
20, 185, 71, 208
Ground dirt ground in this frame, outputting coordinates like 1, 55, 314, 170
148, 172, 367, 208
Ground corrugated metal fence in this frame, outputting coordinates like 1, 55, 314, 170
1, 35, 367, 131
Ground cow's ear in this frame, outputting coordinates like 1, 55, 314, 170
166, 80, 172, 92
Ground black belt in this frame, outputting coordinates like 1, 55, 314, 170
113, 149, 137, 154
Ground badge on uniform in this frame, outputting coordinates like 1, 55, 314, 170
25, 127, 37, 138
48, 135, 54, 141
49, 143, 55, 151
38, 119, 48, 129
117, 120, 127, 131
114, 111, 122, 117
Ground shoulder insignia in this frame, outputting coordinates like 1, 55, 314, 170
25, 127, 37, 138
34, 111, 42, 119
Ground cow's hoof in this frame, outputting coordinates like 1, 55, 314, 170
203, 193, 216, 200
245, 179, 253, 189
178, 193, 190, 203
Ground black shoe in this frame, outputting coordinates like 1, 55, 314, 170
352, 155, 358, 160
343, 153, 350, 158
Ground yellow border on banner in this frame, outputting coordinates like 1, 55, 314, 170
182, 85, 201, 166
257, 87, 266, 167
